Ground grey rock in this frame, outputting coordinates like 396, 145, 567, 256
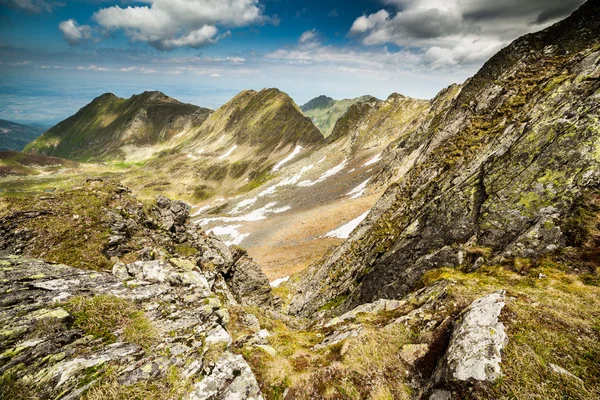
429, 390, 452, 400
188, 352, 263, 400
548, 363, 583, 383
435, 291, 507, 384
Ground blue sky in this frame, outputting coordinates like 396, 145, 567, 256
0, 0, 586, 125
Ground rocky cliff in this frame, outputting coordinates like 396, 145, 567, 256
0, 178, 283, 399
289, 0, 600, 316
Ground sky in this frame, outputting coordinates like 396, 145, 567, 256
0, 0, 587, 125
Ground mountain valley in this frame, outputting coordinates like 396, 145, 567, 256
2, 2, 600, 399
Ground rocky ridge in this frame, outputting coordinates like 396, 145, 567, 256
0, 178, 280, 399
289, 0, 600, 316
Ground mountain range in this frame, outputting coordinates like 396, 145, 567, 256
0, 119, 45, 151
2, 2, 600, 399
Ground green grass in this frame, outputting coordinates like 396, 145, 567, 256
64, 295, 158, 348
84, 366, 191, 400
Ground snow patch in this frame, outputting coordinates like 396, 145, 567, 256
347, 178, 371, 199
270, 276, 290, 288
297, 159, 347, 187
192, 205, 211, 217
219, 145, 238, 160
272, 145, 303, 172
230, 164, 315, 214
317, 156, 327, 164
323, 211, 369, 239
198, 202, 290, 225
362, 153, 382, 167
207, 225, 249, 246
230, 197, 258, 214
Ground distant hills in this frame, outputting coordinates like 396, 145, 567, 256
301, 95, 378, 138
0, 119, 45, 151
25, 91, 212, 161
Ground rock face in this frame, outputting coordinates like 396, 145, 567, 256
0, 179, 279, 398
289, 0, 600, 316
0, 256, 262, 399
434, 292, 507, 384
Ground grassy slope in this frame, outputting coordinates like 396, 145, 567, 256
184, 88, 324, 151
24, 92, 211, 161
301, 95, 377, 138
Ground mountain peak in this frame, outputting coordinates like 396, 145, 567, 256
25, 92, 211, 160
186, 87, 324, 150
301, 95, 336, 112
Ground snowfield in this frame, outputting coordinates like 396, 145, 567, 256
323, 211, 369, 239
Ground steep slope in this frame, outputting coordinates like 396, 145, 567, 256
290, 0, 600, 316
301, 95, 378, 137
0, 179, 276, 399
190, 92, 428, 280
120, 88, 324, 202
0, 119, 44, 151
24, 91, 212, 161
327, 93, 429, 155
183, 88, 324, 150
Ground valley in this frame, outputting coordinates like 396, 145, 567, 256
1, 1, 600, 399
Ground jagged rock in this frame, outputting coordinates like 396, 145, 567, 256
324, 298, 406, 328
188, 352, 264, 400
313, 325, 362, 350
156, 195, 189, 232
0, 255, 263, 399
434, 291, 507, 384
228, 254, 278, 308
289, 0, 600, 316
400, 344, 429, 366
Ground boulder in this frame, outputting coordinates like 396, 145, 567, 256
434, 291, 507, 384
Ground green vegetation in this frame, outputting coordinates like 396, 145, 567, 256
64, 295, 157, 348
84, 366, 191, 400
25, 91, 211, 161
301, 95, 377, 138
423, 261, 600, 400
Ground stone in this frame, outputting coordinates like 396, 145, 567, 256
399, 344, 429, 366
188, 352, 263, 400
435, 291, 507, 384
429, 390, 452, 400
205, 325, 232, 347
548, 363, 583, 383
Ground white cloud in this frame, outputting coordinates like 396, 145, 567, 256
349, 0, 585, 67
226, 56, 245, 63
349, 10, 389, 34
76, 65, 110, 72
59, 19, 93, 46
1, 0, 61, 13
2, 60, 32, 66
210, 73, 220, 77
158, 25, 218, 50
299, 29, 318, 43
119, 66, 158, 74
92, 0, 270, 50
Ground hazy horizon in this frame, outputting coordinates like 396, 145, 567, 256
0, 0, 587, 125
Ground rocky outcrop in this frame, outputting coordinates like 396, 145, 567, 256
0, 256, 262, 399
0, 178, 277, 309
433, 292, 507, 385
289, 0, 600, 317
